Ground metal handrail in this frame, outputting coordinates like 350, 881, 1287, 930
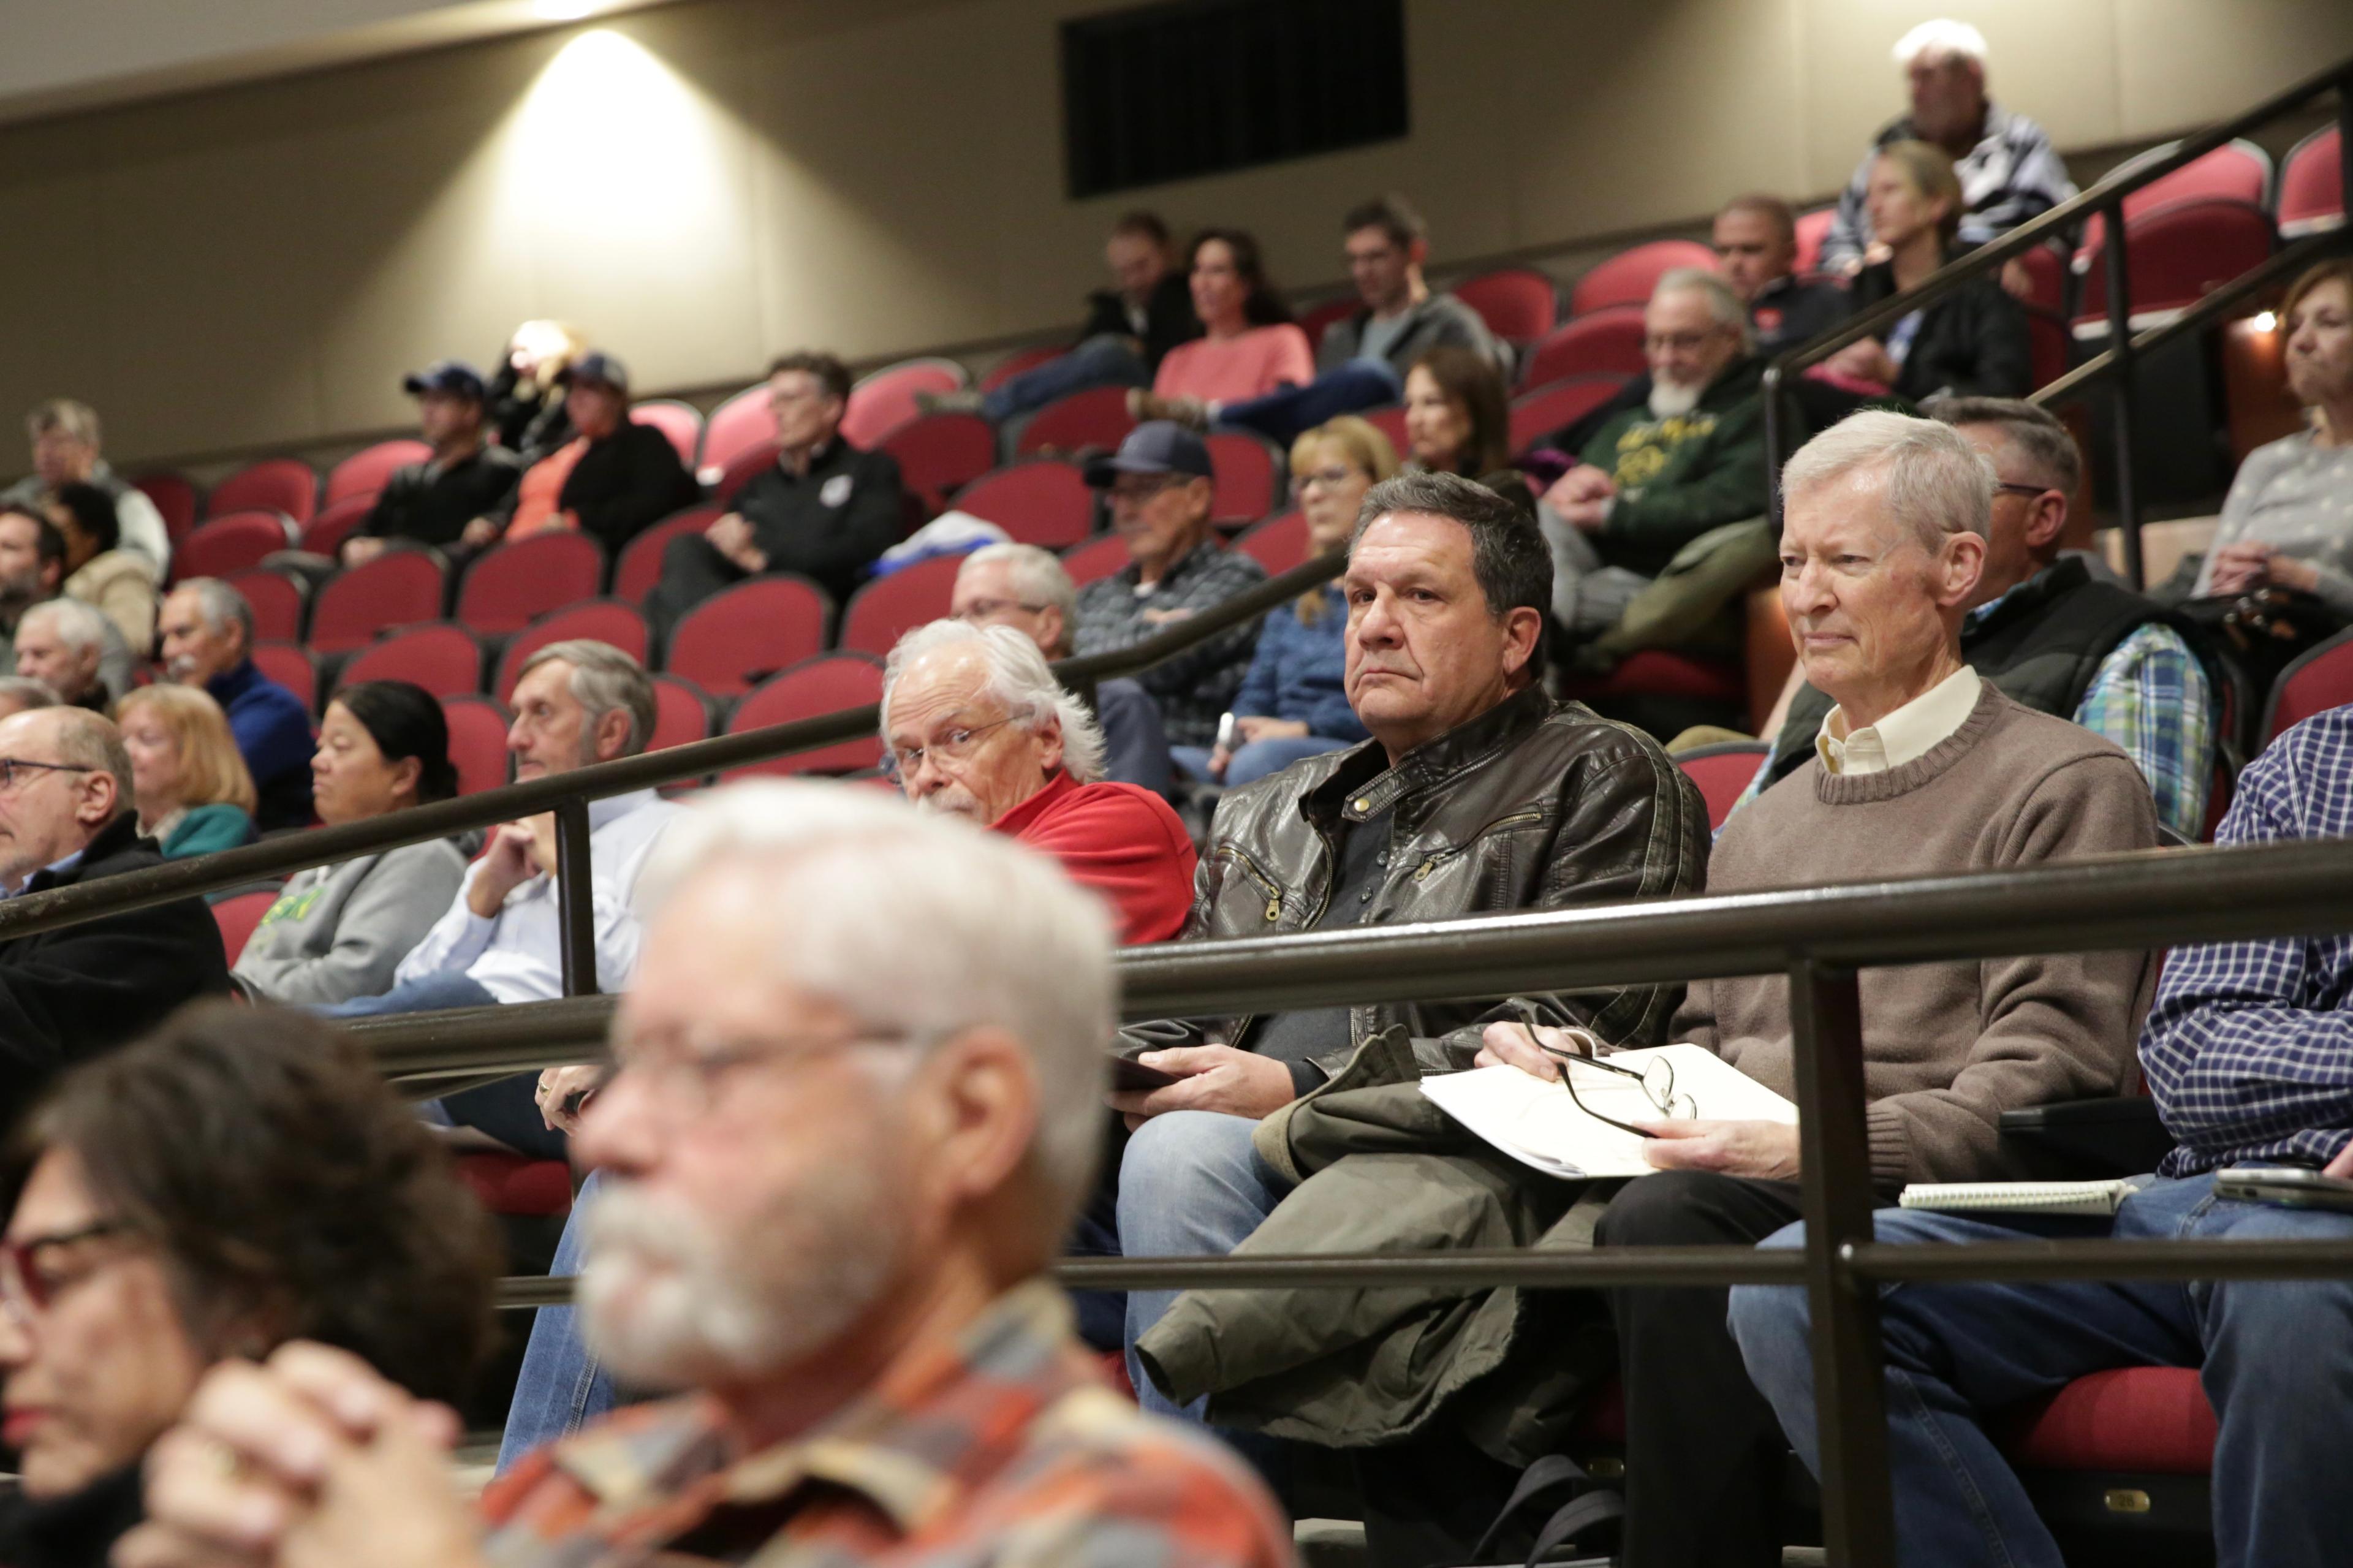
1761, 53, 2353, 588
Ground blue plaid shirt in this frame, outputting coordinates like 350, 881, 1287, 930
2141, 706, 2353, 1175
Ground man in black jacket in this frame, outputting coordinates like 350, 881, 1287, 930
477, 352, 697, 555
0, 705, 230, 1128
343, 361, 520, 566
646, 351, 906, 633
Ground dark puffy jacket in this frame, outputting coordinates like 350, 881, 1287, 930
1851, 248, 2033, 403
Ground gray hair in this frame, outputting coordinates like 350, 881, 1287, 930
1653, 267, 1755, 353
1893, 18, 1987, 70
1923, 395, 2082, 500
47, 708, 132, 804
18, 596, 110, 656
880, 620, 1107, 785
634, 780, 1117, 1239
1781, 408, 1996, 550
1354, 471, 1552, 669
25, 400, 100, 448
959, 545, 1077, 648
0, 677, 58, 716
170, 578, 256, 652
517, 639, 656, 757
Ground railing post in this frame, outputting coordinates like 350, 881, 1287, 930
1788, 959, 1895, 1565
1762, 362, 1787, 528
2102, 196, 2146, 589
553, 800, 598, 998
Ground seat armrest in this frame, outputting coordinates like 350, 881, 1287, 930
1999, 1097, 2173, 1178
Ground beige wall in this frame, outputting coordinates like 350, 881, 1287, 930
0, 0, 2346, 471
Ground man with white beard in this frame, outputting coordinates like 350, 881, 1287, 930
115, 781, 1294, 1568
1537, 268, 1771, 638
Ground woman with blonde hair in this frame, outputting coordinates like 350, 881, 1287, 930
115, 685, 258, 859
1175, 415, 1395, 786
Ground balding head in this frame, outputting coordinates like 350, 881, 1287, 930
0, 706, 129, 886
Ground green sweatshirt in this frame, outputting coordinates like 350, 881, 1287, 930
1579, 355, 1770, 577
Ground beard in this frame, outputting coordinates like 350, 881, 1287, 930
578, 1163, 903, 1392
1647, 378, 1705, 420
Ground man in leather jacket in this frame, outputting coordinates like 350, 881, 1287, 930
1108, 469, 1709, 1419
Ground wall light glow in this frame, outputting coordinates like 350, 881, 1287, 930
534, 0, 603, 20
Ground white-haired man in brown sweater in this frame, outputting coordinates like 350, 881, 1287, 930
1482, 409, 2159, 1568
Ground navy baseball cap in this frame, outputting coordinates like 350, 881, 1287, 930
400, 360, 486, 401
1083, 421, 1214, 487
559, 351, 629, 394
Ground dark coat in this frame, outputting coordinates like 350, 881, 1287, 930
355, 448, 521, 551
498, 421, 701, 554
0, 811, 232, 1131
1078, 271, 1201, 373
1851, 248, 2033, 402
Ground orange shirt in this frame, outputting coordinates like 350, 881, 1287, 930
1152, 324, 1316, 405
504, 438, 589, 538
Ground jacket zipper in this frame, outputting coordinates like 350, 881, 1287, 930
1405, 809, 1545, 882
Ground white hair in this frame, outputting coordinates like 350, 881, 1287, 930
1652, 266, 1754, 354
634, 780, 1118, 1235
1893, 18, 1988, 70
1781, 409, 1996, 550
878, 619, 1107, 785
960, 543, 1077, 646
18, 596, 108, 655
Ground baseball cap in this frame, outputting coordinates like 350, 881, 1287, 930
560, 351, 630, 394
400, 360, 486, 401
1083, 421, 1214, 487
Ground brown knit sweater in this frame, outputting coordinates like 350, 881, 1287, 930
1683, 684, 2158, 1187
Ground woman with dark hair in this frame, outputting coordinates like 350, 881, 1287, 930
233, 681, 471, 1006
49, 481, 158, 658
0, 1002, 498, 1567
1131, 228, 1314, 426
1403, 344, 1513, 478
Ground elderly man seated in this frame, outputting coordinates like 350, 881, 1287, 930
0, 399, 173, 572
496, 626, 1198, 1464
953, 542, 1172, 795
1733, 700, 2353, 1568
1536, 269, 1771, 640
1075, 423, 1267, 750
14, 596, 130, 711
1756, 397, 2215, 839
119, 782, 1293, 1568
159, 578, 314, 828
1480, 411, 2159, 1568
0, 706, 230, 1126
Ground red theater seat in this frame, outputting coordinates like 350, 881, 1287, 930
1017, 385, 1135, 458
2076, 138, 2274, 260
177, 511, 295, 579
2072, 200, 2276, 338
298, 494, 379, 560
210, 887, 281, 964
2278, 125, 2344, 238
881, 412, 998, 517
496, 600, 650, 701
453, 1153, 573, 1218
2002, 1366, 2216, 1475
712, 441, 781, 506
308, 550, 447, 655
955, 461, 1096, 548
251, 643, 318, 712
337, 623, 484, 700
1060, 532, 1131, 588
838, 554, 961, 658
207, 458, 317, 525
440, 695, 511, 796
980, 344, 1067, 393
843, 358, 966, 449
1206, 431, 1281, 526
1510, 375, 1632, 457
1523, 307, 1650, 388
1297, 296, 1360, 353
650, 675, 716, 754
631, 401, 704, 468
1233, 509, 1309, 577
325, 440, 430, 507
613, 506, 720, 605
1569, 240, 1719, 317
1561, 650, 1746, 708
224, 569, 305, 644
2264, 627, 2353, 744
662, 575, 828, 698
1453, 266, 1559, 344
1792, 207, 1834, 276
1363, 404, 1408, 456
723, 654, 887, 778
1675, 741, 1769, 831
455, 532, 605, 637
699, 382, 774, 474
132, 471, 200, 546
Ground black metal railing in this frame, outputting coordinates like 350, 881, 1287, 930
1763, 53, 2353, 588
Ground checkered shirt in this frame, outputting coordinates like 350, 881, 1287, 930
1072, 542, 1268, 747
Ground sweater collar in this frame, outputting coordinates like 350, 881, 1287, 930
1814, 680, 2006, 805
1817, 665, 1982, 777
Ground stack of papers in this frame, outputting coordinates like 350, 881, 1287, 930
1419, 1044, 1798, 1181
1898, 1178, 2148, 1216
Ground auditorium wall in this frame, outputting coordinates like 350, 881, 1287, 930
0, 0, 2344, 467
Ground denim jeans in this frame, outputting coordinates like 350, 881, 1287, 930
497, 1173, 615, 1472
984, 334, 1150, 423
1215, 360, 1403, 445
1727, 1174, 2353, 1568
317, 974, 566, 1160
1170, 734, 1353, 789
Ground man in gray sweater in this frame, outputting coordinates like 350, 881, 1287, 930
1482, 411, 2159, 1568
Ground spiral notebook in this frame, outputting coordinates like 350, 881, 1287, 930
1897, 1176, 2150, 1216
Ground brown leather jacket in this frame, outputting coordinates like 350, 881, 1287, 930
1147, 685, 1710, 1085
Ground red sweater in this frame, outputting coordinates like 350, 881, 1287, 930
991, 771, 1195, 946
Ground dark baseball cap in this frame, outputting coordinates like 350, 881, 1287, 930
400, 360, 486, 401
559, 351, 630, 394
1083, 421, 1214, 487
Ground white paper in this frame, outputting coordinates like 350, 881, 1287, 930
1418, 1044, 1799, 1181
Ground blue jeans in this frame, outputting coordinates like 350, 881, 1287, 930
1116, 1109, 1284, 1418
1728, 1174, 2353, 1568
497, 1173, 616, 1472
984, 334, 1150, 423
1170, 735, 1353, 789
317, 974, 566, 1161
1216, 360, 1403, 445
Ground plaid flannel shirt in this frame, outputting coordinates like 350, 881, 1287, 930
479, 1281, 1293, 1568
1072, 542, 1268, 747
2142, 707, 2353, 1175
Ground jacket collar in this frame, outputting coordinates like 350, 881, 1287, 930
1965, 556, 2091, 642
25, 811, 145, 895
1306, 683, 1551, 825
205, 659, 263, 706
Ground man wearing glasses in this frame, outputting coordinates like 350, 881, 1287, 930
0, 705, 230, 1129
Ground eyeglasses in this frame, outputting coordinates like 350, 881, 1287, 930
882, 716, 1015, 782
606, 1030, 910, 1121
1290, 464, 1363, 493
1505, 1004, 1694, 1138
1993, 482, 2051, 501
953, 599, 1048, 623
1643, 330, 1725, 354
0, 758, 93, 793
0, 1219, 135, 1324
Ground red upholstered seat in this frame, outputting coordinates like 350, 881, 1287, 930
1362, 404, 1408, 455
712, 440, 781, 506
838, 553, 963, 658
956, 461, 1096, 548
2075, 138, 2274, 262
455, 532, 606, 637
1510, 374, 1632, 457
337, 623, 484, 699
1233, 509, 1309, 576
1569, 240, 1720, 317
631, 400, 705, 467
1017, 385, 1136, 458
251, 643, 318, 712
614, 506, 720, 606
980, 344, 1067, 393
176, 511, 295, 579
325, 439, 431, 507
308, 550, 447, 655
2264, 628, 2353, 744
210, 887, 280, 964
881, 412, 998, 518
723, 654, 887, 778
662, 575, 828, 698
2072, 200, 2276, 338
298, 494, 379, 559
131, 471, 200, 546
1792, 207, 1834, 276
1296, 295, 1360, 354
843, 358, 966, 449
2002, 1367, 2217, 1475
1560, 650, 1746, 707
1675, 741, 1769, 831
1453, 266, 1560, 344
453, 1153, 574, 1218
224, 569, 305, 644
1205, 431, 1281, 526
495, 600, 650, 701
439, 695, 512, 796
207, 458, 317, 525
650, 674, 715, 753
2278, 125, 2344, 238
1060, 532, 1131, 588
1522, 307, 1650, 388
699, 382, 775, 476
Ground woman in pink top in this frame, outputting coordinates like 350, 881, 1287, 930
1132, 229, 1313, 426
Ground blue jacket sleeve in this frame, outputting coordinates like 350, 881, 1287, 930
1232, 612, 1282, 718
